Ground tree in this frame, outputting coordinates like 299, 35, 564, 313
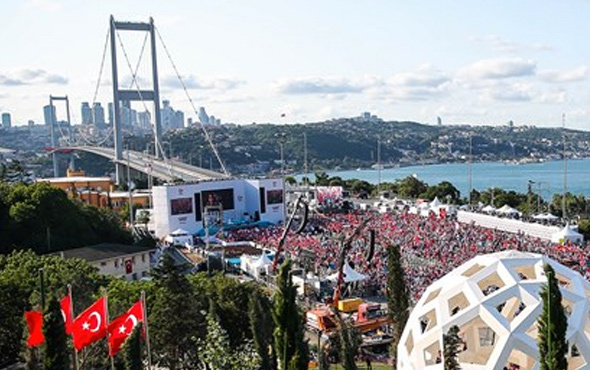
123, 323, 143, 370
272, 260, 309, 370
198, 309, 260, 370
337, 315, 360, 370
150, 254, 203, 370
0, 280, 26, 367
538, 264, 568, 370
284, 176, 297, 186
249, 291, 275, 370
387, 245, 410, 365
42, 297, 70, 370
397, 176, 428, 199
443, 325, 461, 370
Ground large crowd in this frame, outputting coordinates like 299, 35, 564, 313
226, 209, 590, 303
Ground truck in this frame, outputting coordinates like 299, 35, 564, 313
306, 301, 390, 335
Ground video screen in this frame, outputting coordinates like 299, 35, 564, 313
170, 197, 193, 215
267, 189, 284, 205
202, 188, 235, 210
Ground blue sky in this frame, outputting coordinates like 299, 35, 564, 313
1, 0, 590, 129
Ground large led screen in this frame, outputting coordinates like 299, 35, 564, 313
170, 197, 193, 215
202, 188, 235, 210
267, 189, 284, 205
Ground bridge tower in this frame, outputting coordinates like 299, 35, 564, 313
49, 95, 73, 177
109, 15, 164, 184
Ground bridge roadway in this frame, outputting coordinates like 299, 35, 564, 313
64, 146, 227, 182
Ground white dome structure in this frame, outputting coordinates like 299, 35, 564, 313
398, 250, 590, 370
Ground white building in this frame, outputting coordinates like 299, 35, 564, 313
398, 250, 590, 370
59, 243, 155, 281
152, 178, 285, 237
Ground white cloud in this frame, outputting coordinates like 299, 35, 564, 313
458, 58, 536, 80
538, 66, 590, 83
0, 68, 68, 86
388, 64, 450, 87
273, 77, 365, 94
537, 90, 567, 104
161, 75, 245, 91
470, 35, 551, 53
162, 75, 244, 91
480, 83, 534, 102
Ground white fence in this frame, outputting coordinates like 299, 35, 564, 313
457, 211, 560, 241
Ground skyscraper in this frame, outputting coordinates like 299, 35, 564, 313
43, 105, 56, 126
198, 107, 210, 125
1, 113, 11, 128
81, 102, 92, 125
92, 103, 106, 128
108, 102, 114, 126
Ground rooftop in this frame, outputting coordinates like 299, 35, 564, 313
58, 243, 155, 262
38, 176, 112, 183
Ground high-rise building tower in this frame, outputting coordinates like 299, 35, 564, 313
92, 103, 106, 128
108, 102, 114, 126
43, 105, 56, 126
198, 107, 210, 125
81, 102, 93, 125
1, 113, 10, 128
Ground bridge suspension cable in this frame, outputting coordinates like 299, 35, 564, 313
76, 26, 116, 148
114, 28, 172, 176
154, 26, 229, 176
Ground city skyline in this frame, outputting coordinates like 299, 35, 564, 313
1, 0, 590, 130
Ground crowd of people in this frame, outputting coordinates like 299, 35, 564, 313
226, 209, 590, 303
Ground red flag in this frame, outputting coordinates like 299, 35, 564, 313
72, 297, 108, 351
25, 311, 45, 347
60, 294, 73, 335
107, 300, 144, 356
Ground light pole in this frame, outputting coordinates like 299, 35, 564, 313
468, 134, 473, 208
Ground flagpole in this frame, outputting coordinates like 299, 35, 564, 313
68, 284, 79, 370
102, 288, 115, 370
141, 290, 153, 370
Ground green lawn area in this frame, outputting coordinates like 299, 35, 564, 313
327, 363, 390, 370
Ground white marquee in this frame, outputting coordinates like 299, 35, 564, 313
398, 250, 590, 370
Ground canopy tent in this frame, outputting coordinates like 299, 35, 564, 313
327, 263, 367, 283
429, 197, 442, 208
551, 224, 584, 244
252, 253, 272, 269
482, 205, 497, 213
171, 228, 189, 236
497, 205, 520, 215
533, 213, 559, 221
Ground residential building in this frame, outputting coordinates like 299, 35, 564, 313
92, 103, 106, 128
58, 243, 155, 280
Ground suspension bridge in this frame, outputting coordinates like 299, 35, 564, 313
49, 16, 229, 183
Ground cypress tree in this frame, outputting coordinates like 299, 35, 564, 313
443, 325, 461, 370
337, 315, 360, 370
272, 260, 309, 370
387, 244, 410, 365
249, 291, 275, 370
123, 323, 143, 370
42, 297, 70, 370
538, 263, 568, 370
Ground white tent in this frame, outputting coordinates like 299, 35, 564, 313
551, 224, 584, 244
482, 204, 496, 213
328, 263, 367, 283
497, 204, 520, 215
429, 197, 442, 208
533, 213, 559, 221
252, 253, 272, 269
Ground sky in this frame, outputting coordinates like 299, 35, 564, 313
1, 0, 590, 130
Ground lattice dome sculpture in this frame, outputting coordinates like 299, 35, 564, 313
398, 250, 590, 370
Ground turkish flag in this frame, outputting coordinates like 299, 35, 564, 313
24, 311, 45, 347
107, 301, 144, 356
60, 295, 73, 335
72, 297, 108, 351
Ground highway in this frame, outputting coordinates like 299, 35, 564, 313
64, 146, 228, 182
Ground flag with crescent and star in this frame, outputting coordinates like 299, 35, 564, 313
60, 294, 73, 335
107, 300, 144, 356
72, 297, 108, 351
